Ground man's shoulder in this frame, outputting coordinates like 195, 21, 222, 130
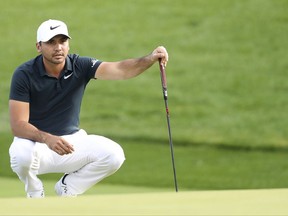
65, 54, 102, 80
67, 54, 91, 66
15, 55, 42, 74
67, 54, 89, 68
67, 53, 79, 61
68, 54, 100, 70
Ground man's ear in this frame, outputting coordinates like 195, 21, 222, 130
36, 42, 42, 53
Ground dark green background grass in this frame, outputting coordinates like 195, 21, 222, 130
0, 0, 288, 194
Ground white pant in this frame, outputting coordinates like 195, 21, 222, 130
9, 129, 125, 195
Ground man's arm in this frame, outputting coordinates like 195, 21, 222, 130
9, 100, 74, 155
95, 46, 168, 80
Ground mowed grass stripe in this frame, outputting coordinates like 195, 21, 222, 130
0, 189, 288, 216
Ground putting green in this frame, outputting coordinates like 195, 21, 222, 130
0, 189, 287, 215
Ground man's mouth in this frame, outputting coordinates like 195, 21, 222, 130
53, 53, 64, 57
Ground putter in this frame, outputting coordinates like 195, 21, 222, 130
158, 59, 178, 192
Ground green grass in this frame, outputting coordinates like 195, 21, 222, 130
1, 0, 288, 193
0, 187, 288, 216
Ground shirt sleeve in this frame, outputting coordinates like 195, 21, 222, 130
75, 56, 102, 80
9, 68, 30, 102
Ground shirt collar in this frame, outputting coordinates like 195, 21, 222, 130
36, 55, 72, 77
64, 55, 73, 72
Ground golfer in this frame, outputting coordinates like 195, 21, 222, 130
9, 19, 168, 198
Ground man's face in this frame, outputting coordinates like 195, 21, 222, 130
36, 35, 70, 65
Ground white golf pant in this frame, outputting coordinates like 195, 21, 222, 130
9, 129, 125, 195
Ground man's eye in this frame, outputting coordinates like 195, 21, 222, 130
61, 39, 68, 43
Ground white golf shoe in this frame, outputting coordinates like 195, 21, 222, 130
55, 174, 77, 197
27, 190, 45, 198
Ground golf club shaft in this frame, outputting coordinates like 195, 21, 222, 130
159, 60, 178, 192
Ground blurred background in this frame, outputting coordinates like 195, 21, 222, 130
0, 0, 288, 194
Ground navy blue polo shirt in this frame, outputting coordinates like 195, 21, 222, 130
9, 54, 102, 136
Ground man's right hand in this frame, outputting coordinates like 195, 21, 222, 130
44, 134, 75, 155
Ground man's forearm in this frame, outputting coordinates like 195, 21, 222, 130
116, 54, 155, 79
95, 46, 168, 80
11, 121, 50, 143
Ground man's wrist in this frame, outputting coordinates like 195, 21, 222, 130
38, 130, 49, 143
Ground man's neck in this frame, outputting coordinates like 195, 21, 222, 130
43, 59, 65, 79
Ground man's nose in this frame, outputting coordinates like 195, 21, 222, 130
54, 43, 62, 50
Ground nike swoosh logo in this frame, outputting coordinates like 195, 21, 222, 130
91, 59, 98, 68
64, 72, 73, 79
50, 25, 60, 30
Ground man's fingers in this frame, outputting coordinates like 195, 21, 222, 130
153, 46, 169, 67
56, 139, 74, 155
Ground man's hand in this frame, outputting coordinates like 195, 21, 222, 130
44, 134, 74, 155
151, 46, 169, 67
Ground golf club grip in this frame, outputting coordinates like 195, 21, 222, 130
158, 60, 168, 101
158, 59, 167, 89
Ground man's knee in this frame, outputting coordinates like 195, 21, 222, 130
88, 135, 125, 172
108, 150, 125, 173
9, 138, 35, 172
102, 142, 125, 174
